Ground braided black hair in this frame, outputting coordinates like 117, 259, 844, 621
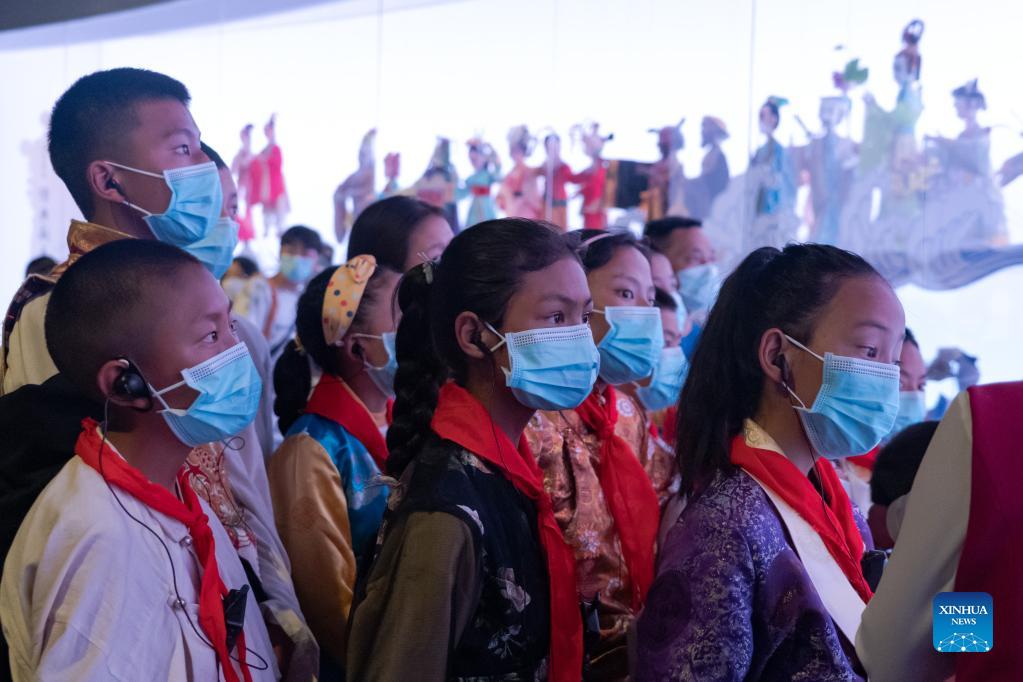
676, 243, 880, 496
386, 218, 577, 477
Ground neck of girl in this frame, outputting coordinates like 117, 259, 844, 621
753, 402, 816, 476
346, 368, 388, 415
107, 417, 193, 493
463, 371, 534, 446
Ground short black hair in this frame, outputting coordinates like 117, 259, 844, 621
25, 256, 57, 278
871, 420, 940, 505
644, 216, 702, 241
49, 68, 191, 220
45, 239, 201, 400
232, 256, 260, 277
654, 286, 677, 312
281, 225, 322, 253
201, 141, 227, 170
904, 327, 918, 349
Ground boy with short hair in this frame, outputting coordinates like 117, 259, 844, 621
264, 225, 323, 357
0, 68, 316, 680
1, 239, 277, 681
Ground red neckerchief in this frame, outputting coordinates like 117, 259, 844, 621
430, 383, 582, 682
305, 375, 388, 470
573, 386, 660, 610
730, 434, 873, 603
75, 419, 251, 682
847, 446, 880, 472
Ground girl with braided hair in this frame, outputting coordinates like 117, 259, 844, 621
267, 255, 400, 676
348, 219, 596, 680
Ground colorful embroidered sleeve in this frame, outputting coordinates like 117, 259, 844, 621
268, 432, 357, 667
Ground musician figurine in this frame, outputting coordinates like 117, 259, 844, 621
645, 118, 687, 219
539, 131, 573, 230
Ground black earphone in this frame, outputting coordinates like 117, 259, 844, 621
113, 359, 150, 400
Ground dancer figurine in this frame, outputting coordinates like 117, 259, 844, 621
460, 137, 501, 228
497, 125, 542, 220
333, 129, 377, 241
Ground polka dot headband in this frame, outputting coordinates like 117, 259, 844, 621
322, 254, 378, 346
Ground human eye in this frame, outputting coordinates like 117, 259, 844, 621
582, 311, 592, 325
860, 345, 878, 359
176, 144, 191, 155
617, 289, 634, 300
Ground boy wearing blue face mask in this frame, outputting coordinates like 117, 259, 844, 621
266, 255, 400, 677
260, 225, 324, 358
0, 68, 318, 681
0, 240, 278, 681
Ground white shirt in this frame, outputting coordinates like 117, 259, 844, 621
855, 390, 972, 682
1, 454, 280, 681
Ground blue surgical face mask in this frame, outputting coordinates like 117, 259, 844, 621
109, 161, 223, 247
354, 331, 398, 399
677, 262, 720, 313
669, 289, 689, 328
148, 342, 262, 447
783, 334, 900, 459
280, 253, 316, 283
486, 322, 600, 410
186, 217, 239, 279
593, 306, 664, 385
888, 390, 927, 438
636, 346, 689, 412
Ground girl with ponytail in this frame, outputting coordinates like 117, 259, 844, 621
267, 255, 400, 676
525, 229, 674, 678
635, 244, 905, 681
348, 219, 592, 681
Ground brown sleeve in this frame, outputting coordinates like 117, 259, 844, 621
267, 433, 356, 666
346, 512, 479, 681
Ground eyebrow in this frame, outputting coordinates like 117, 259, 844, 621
854, 321, 891, 333
163, 128, 198, 140
539, 293, 592, 307
610, 272, 643, 288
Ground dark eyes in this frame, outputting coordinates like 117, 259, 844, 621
617, 289, 635, 300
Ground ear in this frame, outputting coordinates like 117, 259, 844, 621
86, 161, 128, 205
758, 327, 789, 386
454, 311, 489, 360
341, 335, 364, 364
96, 359, 152, 411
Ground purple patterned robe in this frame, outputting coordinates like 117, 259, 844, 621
635, 469, 870, 681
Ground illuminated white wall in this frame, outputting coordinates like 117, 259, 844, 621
0, 0, 1020, 392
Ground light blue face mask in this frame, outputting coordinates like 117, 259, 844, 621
593, 306, 664, 385
148, 342, 262, 447
109, 161, 223, 247
280, 253, 316, 284
636, 346, 689, 412
677, 262, 720, 313
353, 331, 398, 398
783, 335, 900, 460
888, 390, 927, 438
186, 217, 239, 279
669, 289, 689, 328
486, 322, 600, 410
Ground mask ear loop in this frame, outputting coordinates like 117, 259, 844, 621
778, 337, 851, 557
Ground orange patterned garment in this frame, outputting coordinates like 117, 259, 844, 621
184, 443, 258, 568
524, 391, 677, 625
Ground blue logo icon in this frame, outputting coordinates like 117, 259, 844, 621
933, 592, 993, 653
